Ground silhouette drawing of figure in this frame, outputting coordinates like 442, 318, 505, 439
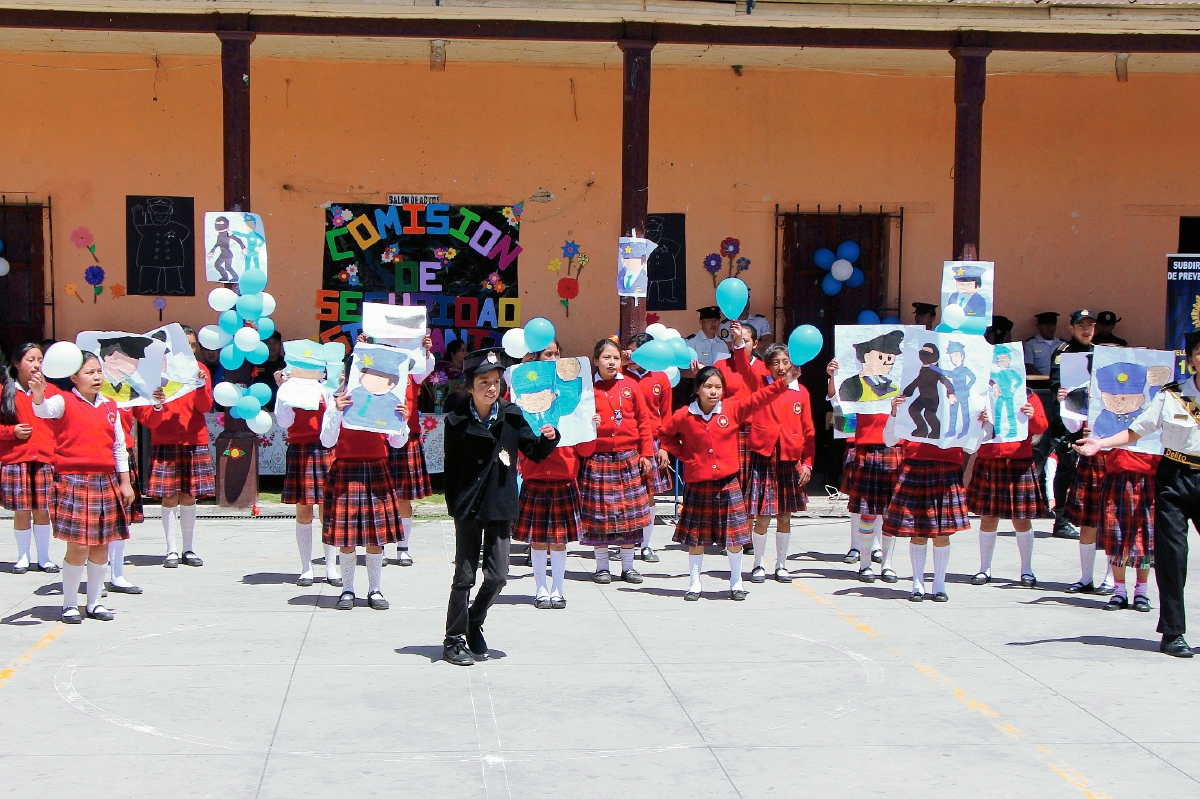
989, 348, 1023, 438
645, 215, 682, 307
242, 214, 266, 272
903, 342, 956, 439
943, 340, 977, 439
131, 197, 191, 294
208, 216, 245, 282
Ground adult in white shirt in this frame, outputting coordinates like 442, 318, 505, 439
1023, 311, 1065, 376
686, 306, 730, 368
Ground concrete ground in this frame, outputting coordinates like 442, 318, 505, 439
0, 507, 1197, 799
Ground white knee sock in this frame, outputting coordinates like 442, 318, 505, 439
595, 547, 609, 573
340, 550, 357, 596
86, 561, 106, 611
978, 530, 998, 575
1016, 530, 1034, 575
775, 531, 791, 571
752, 533, 767, 569
324, 544, 341, 579
881, 535, 897, 572
727, 549, 744, 591
33, 523, 52, 566
13, 527, 31, 567
365, 552, 383, 594
162, 507, 178, 555
641, 523, 654, 550
61, 563, 84, 610
873, 520, 882, 554
532, 548, 548, 595
399, 516, 412, 551
856, 532, 875, 571
849, 513, 861, 550
910, 541, 928, 595
1079, 542, 1096, 585
550, 550, 567, 597
689, 553, 703, 593
932, 544, 950, 595
621, 548, 635, 575
180, 504, 197, 553
295, 523, 313, 578
1100, 559, 1113, 589
108, 539, 126, 582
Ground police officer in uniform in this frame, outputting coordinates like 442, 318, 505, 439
1077, 330, 1200, 658
1047, 309, 1097, 539
686, 306, 730, 367
1024, 311, 1064, 376
1093, 311, 1129, 346
912, 302, 938, 331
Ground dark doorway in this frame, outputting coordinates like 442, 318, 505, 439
777, 209, 901, 486
0, 198, 50, 358
1179, 217, 1200, 253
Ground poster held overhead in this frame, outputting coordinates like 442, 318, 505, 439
832, 324, 923, 415
617, 237, 656, 299
342, 343, 410, 436
939, 260, 994, 332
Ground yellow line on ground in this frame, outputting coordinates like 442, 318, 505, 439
0, 624, 67, 689
791, 579, 1113, 798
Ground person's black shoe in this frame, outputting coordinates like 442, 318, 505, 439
970, 572, 990, 586
843, 548, 860, 565
327, 576, 343, 587
731, 589, 748, 601
880, 569, 898, 584
1020, 573, 1037, 588
640, 547, 660, 563
181, 551, 203, 567
684, 591, 700, 602
61, 607, 82, 624
1052, 514, 1080, 540
108, 582, 142, 594
871, 549, 883, 564
534, 595, 552, 609
163, 553, 180, 568
467, 627, 489, 660
857, 568, 875, 584
443, 639, 475, 666
336, 591, 355, 610
296, 576, 314, 587
367, 591, 390, 610
622, 569, 643, 584
37, 562, 60, 574
1133, 595, 1152, 613
1160, 635, 1193, 658
749, 566, 767, 584
774, 567, 793, 583
909, 591, 924, 602
931, 591, 949, 603
1095, 583, 1116, 596
1104, 595, 1128, 611
593, 569, 612, 584
1066, 581, 1094, 594
86, 605, 115, 621
550, 595, 567, 609
11, 561, 28, 575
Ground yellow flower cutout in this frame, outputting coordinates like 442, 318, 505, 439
548, 257, 563, 273
577, 253, 589, 267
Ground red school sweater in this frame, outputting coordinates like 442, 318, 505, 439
622, 366, 672, 440
900, 440, 966, 467
592, 377, 655, 457
976, 391, 1049, 461
334, 426, 389, 462
133, 365, 214, 446
47, 391, 121, 474
1105, 449, 1160, 476
732, 346, 816, 465
0, 384, 58, 465
518, 440, 596, 481
279, 397, 327, 446
852, 413, 890, 447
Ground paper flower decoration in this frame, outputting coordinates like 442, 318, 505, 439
558, 277, 580, 316
646, 313, 661, 324
64, 283, 84, 303
330, 206, 353, 228
382, 244, 400, 263
482, 272, 506, 293
502, 203, 522, 228
153, 296, 166, 321
428, 370, 449, 387
547, 257, 563, 274
434, 246, 457, 266
735, 256, 751, 273
84, 265, 105, 302
562, 241, 580, 259
720, 237, 740, 259
422, 415, 439, 431
71, 227, 100, 263
577, 253, 589, 268
703, 253, 722, 273
337, 269, 350, 283
110, 284, 127, 299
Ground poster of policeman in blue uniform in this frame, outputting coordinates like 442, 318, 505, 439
1086, 347, 1174, 455
940, 260, 994, 331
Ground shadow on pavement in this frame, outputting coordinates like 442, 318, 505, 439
242, 572, 300, 586
125, 555, 167, 567
1023, 595, 1109, 609
2, 605, 63, 625
1006, 635, 1159, 652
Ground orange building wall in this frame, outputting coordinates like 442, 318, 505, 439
0, 50, 1193, 360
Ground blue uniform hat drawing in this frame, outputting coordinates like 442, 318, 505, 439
1093, 361, 1150, 439
951, 264, 986, 285
348, 345, 406, 429
947, 340, 967, 355
1095, 362, 1147, 395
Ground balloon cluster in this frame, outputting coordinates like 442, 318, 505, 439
631, 324, 696, 386
196, 270, 275, 371
855, 310, 900, 325
501, 317, 557, 360
814, 241, 865, 296
212, 380, 274, 435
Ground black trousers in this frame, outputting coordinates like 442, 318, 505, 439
1154, 458, 1200, 637
444, 518, 511, 644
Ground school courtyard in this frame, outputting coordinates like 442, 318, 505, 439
1, 506, 1196, 798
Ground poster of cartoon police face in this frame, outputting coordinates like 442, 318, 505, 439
342, 343, 410, 435
616, 237, 655, 299
505, 357, 597, 447
984, 343, 1028, 443
361, 302, 431, 379
144, 323, 203, 403
1087, 347, 1174, 455
204, 211, 267, 284
939, 261, 995, 332
894, 330, 992, 450
75, 331, 168, 407
833, 325, 923, 414
1058, 352, 1092, 434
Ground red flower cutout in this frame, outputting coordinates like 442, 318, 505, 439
557, 277, 579, 300
646, 313, 661, 324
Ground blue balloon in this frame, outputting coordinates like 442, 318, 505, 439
667, 337, 691, 368
787, 324, 824, 367
219, 344, 245, 370
844, 267, 865, 289
857, 310, 881, 325
821, 273, 843, 296
239, 269, 268, 295
227, 404, 242, 420
715, 278, 749, 322
837, 240, 861, 263
246, 341, 269, 365
960, 317, 989, 336
631, 340, 674, 372
247, 382, 273, 404
236, 293, 264, 320
688, 346, 699, 363
814, 248, 836, 270
524, 317, 556, 353
256, 317, 275, 340
237, 395, 262, 419
218, 309, 243, 334
935, 323, 954, 333
882, 316, 901, 324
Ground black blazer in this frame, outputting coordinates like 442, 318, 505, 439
442, 397, 558, 522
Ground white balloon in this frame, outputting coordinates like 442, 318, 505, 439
42, 341, 84, 379
233, 327, 260, 353
502, 328, 529, 359
208, 287, 238, 313
662, 328, 682, 340
0, 257, 9, 277
198, 325, 232, 350
247, 410, 273, 435
212, 381, 243, 407
665, 366, 681, 387
942, 304, 966, 329
831, 259, 854, 282
260, 292, 277, 317
645, 323, 668, 340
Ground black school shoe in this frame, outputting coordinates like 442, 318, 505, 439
593, 569, 612, 584
1066, 581, 1094, 594
335, 591, 355, 610
86, 605, 115, 621
181, 551, 203, 567
1160, 635, 1193, 658
467, 626, 488, 661
622, 569, 644, 584
1133, 595, 1152, 612
843, 548, 860, 564
443, 639, 475, 666
1104, 595, 1128, 611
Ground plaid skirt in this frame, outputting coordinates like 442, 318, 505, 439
738, 426, 753, 495
744, 448, 808, 517
388, 436, 433, 501
966, 457, 1046, 520
1066, 454, 1106, 529
645, 441, 673, 495
514, 479, 584, 547
0, 460, 54, 512
673, 475, 752, 548
882, 460, 970, 538
282, 442, 335, 505
51, 473, 130, 546
843, 444, 904, 515
145, 444, 216, 499
321, 459, 401, 548
579, 450, 653, 546
127, 458, 144, 525
1098, 471, 1155, 568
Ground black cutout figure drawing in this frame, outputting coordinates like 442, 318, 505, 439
208, 216, 245, 282
902, 343, 956, 439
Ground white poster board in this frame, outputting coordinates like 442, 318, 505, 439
504, 357, 597, 447
894, 330, 992, 450
1087, 347, 1174, 455
145, 322, 203, 403
1058, 352, 1092, 434
833, 325, 922, 415
940, 260, 995, 331
76, 331, 167, 408
986, 342, 1028, 443
342, 343, 411, 435
204, 211, 267, 283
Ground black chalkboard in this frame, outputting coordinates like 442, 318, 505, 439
126, 195, 196, 296
646, 212, 686, 311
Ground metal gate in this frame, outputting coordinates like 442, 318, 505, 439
0, 196, 54, 353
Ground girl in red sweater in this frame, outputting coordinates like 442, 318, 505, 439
733, 335, 815, 583
1097, 449, 1159, 612
32, 351, 135, 623
386, 340, 435, 567
0, 343, 60, 575
715, 324, 766, 511
659, 360, 798, 600
580, 339, 662, 584
134, 326, 214, 569
622, 333, 674, 562
967, 390, 1048, 586
883, 394, 978, 602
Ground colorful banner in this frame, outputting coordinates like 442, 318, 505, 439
1166, 254, 1200, 380
318, 202, 521, 355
